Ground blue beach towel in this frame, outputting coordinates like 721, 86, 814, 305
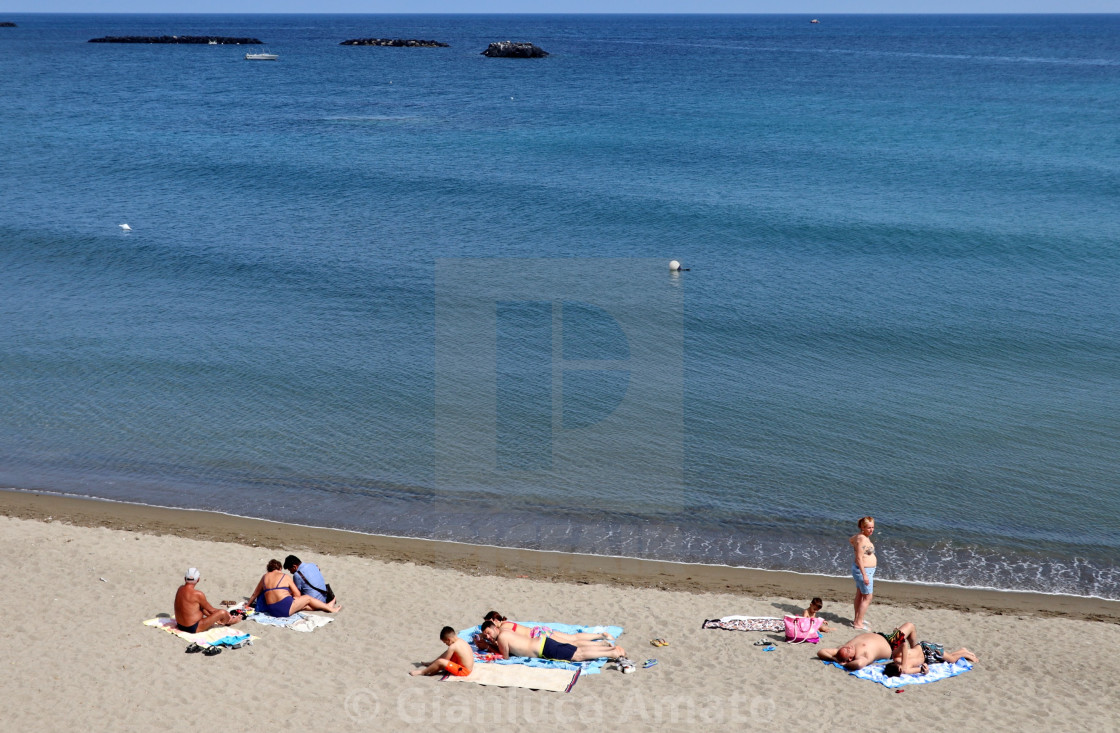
458, 622, 623, 675
822, 658, 974, 687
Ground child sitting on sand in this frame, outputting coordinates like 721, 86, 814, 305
804, 597, 833, 633
410, 626, 475, 677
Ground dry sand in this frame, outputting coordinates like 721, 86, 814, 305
4, 490, 1118, 731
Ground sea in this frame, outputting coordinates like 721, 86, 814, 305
1, 13, 1118, 600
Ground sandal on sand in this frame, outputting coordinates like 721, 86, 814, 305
619, 657, 636, 674
203, 646, 222, 656
650, 638, 669, 647
762, 645, 776, 652
753, 638, 770, 646
185, 643, 204, 654
643, 659, 658, 669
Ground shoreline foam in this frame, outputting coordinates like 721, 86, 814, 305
3, 488, 1116, 624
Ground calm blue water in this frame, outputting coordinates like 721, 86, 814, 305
2, 14, 1118, 598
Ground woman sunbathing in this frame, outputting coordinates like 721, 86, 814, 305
479, 610, 615, 649
247, 559, 341, 616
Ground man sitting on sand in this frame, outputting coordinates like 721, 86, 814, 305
410, 626, 475, 677
884, 640, 978, 677
817, 621, 919, 670
479, 620, 628, 664
174, 567, 239, 634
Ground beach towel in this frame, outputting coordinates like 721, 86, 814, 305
143, 616, 257, 648
702, 616, 785, 633
250, 611, 333, 632
457, 622, 623, 675
440, 663, 581, 693
822, 658, 974, 687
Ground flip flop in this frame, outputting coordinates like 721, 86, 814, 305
619, 657, 636, 674
203, 646, 222, 656
650, 638, 669, 647
753, 638, 770, 646
643, 659, 658, 669
762, 645, 776, 652
185, 643, 204, 654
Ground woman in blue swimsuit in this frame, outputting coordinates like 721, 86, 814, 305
247, 559, 342, 616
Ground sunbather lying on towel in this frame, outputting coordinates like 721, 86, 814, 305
482, 611, 616, 645
411, 626, 475, 677
884, 641, 978, 677
818, 622, 919, 670
479, 621, 627, 663
175, 567, 241, 634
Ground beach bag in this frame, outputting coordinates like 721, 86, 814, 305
784, 616, 823, 644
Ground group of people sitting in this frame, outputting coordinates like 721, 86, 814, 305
409, 610, 627, 678
173, 555, 340, 634
818, 621, 978, 676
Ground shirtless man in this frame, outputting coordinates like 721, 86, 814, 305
174, 567, 239, 634
479, 621, 628, 664
850, 516, 877, 630
817, 622, 918, 670
410, 626, 476, 677
884, 641, 978, 677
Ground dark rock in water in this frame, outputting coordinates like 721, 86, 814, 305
0, 22, 17, 27
340, 38, 448, 47
481, 41, 549, 58
88, 36, 263, 45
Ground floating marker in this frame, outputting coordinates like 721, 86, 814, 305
669, 260, 681, 271
119, 223, 131, 231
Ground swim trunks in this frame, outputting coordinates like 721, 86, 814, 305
445, 661, 470, 677
530, 625, 554, 639
919, 641, 945, 665
540, 636, 578, 662
177, 621, 199, 634
879, 628, 906, 654
851, 563, 875, 594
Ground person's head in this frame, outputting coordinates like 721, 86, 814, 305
835, 644, 856, 663
283, 555, 301, 572
267, 558, 283, 572
184, 567, 200, 584
440, 626, 457, 645
883, 661, 902, 677
809, 597, 823, 612
858, 516, 875, 534
480, 620, 499, 641
483, 610, 505, 623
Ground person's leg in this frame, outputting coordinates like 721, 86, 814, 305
409, 653, 454, 676
571, 644, 627, 662
943, 647, 977, 664
289, 595, 341, 614
548, 630, 612, 645
195, 609, 233, 633
854, 591, 873, 629
897, 622, 917, 647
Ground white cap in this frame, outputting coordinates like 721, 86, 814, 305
185, 567, 200, 582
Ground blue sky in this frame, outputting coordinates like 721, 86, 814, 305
6, 2, 1118, 13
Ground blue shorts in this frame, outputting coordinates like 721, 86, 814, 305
852, 564, 875, 594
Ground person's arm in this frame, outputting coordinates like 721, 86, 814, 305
287, 575, 303, 598
197, 591, 219, 615
852, 536, 869, 583
246, 576, 265, 606
817, 647, 840, 662
496, 634, 511, 660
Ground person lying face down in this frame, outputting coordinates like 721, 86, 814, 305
479, 620, 628, 664
410, 626, 475, 677
883, 641, 979, 676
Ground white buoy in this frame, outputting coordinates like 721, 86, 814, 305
669, 260, 681, 271
119, 223, 131, 231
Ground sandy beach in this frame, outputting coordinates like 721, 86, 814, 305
4, 489, 1118, 731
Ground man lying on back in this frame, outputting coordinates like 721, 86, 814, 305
479, 620, 628, 664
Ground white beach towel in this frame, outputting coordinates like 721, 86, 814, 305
440, 663, 581, 693
250, 611, 333, 632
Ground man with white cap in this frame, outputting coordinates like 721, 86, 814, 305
174, 567, 239, 634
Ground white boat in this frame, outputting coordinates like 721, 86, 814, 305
245, 51, 278, 60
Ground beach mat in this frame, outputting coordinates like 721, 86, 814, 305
702, 616, 784, 633
441, 663, 581, 693
250, 611, 333, 632
822, 658, 974, 687
143, 616, 256, 647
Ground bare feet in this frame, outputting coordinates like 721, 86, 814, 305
408, 669, 423, 676
328, 600, 342, 612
